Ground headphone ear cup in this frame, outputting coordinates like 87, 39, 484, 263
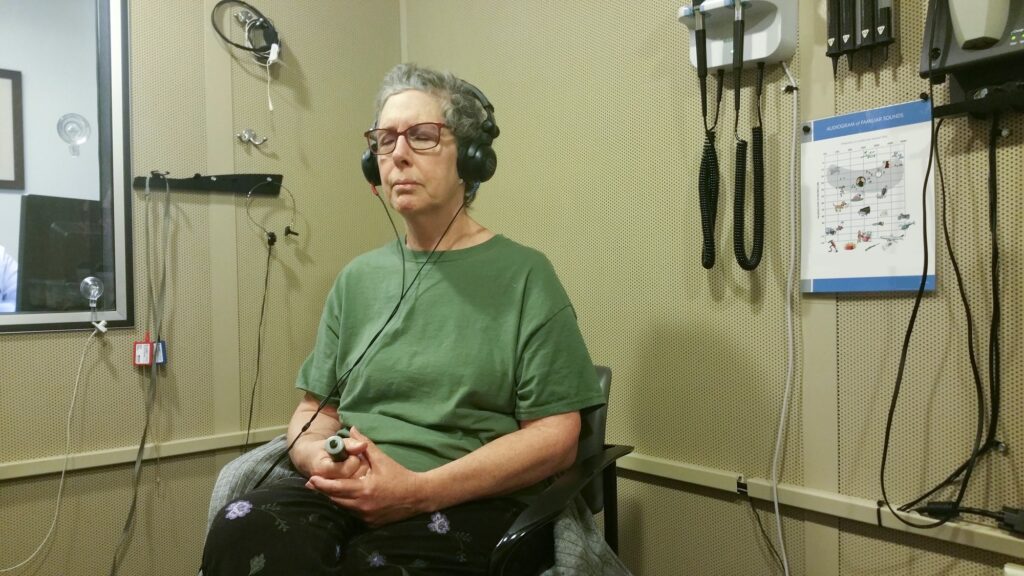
361, 149, 381, 186
458, 142, 497, 183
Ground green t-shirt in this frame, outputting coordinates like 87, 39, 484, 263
295, 234, 604, 473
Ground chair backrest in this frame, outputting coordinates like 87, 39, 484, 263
577, 365, 612, 514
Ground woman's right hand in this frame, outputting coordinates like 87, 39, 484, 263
287, 393, 370, 481
302, 436, 370, 480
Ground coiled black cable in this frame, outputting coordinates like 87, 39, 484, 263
210, 0, 279, 65
698, 69, 725, 269
699, 131, 720, 268
733, 62, 765, 271
694, 2, 723, 270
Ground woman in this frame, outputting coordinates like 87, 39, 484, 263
202, 63, 603, 575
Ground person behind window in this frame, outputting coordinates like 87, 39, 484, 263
0, 244, 17, 312
200, 63, 604, 575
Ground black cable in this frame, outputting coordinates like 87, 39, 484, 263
878, 4, 988, 527
747, 497, 784, 572
699, 130, 720, 268
878, 0, 963, 530
713, 69, 725, 130
733, 62, 765, 271
698, 70, 725, 269
109, 176, 171, 576
878, 115, 953, 530
243, 242, 274, 451
210, 0, 278, 53
984, 111, 1002, 463
897, 117, 991, 513
959, 506, 1004, 522
252, 195, 465, 490
695, 4, 723, 270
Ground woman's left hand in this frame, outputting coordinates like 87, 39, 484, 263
304, 427, 429, 526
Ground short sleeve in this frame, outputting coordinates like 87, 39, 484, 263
295, 274, 343, 402
514, 274, 604, 420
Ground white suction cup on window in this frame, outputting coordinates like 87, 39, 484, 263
80, 276, 104, 308
57, 113, 92, 157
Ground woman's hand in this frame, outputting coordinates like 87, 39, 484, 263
287, 393, 371, 480
300, 435, 371, 481
305, 427, 429, 527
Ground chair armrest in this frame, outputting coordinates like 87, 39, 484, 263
491, 444, 633, 571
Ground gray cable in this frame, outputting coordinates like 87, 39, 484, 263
109, 175, 171, 575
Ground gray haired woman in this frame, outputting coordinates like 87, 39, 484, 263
202, 63, 603, 575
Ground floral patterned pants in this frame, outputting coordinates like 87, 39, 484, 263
201, 477, 541, 575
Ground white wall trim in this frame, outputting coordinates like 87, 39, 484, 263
0, 426, 286, 481
618, 452, 1024, 559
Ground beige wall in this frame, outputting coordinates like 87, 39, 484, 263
1, 1, 1022, 574
0, 1, 401, 574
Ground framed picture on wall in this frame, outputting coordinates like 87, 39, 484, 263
0, 69, 25, 190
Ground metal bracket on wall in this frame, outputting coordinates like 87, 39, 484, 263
236, 128, 268, 146
130, 172, 282, 196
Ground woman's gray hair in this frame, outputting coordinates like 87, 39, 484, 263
374, 63, 490, 204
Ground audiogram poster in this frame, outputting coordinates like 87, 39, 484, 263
800, 100, 935, 293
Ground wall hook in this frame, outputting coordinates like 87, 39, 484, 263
236, 128, 268, 146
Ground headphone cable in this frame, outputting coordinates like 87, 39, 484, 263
243, 242, 274, 451
252, 196, 466, 489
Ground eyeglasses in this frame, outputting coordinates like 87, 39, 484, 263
364, 122, 447, 155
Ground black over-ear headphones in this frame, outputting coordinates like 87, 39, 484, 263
361, 81, 500, 187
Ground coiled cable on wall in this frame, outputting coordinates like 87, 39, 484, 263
210, 0, 279, 62
210, 0, 281, 110
694, 0, 724, 269
698, 70, 725, 269
732, 62, 765, 271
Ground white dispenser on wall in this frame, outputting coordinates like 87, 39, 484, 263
678, 0, 797, 71
948, 0, 1011, 50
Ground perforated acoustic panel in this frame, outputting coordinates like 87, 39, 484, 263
404, 0, 805, 574
0, 452, 225, 575
0, 2, 220, 574
834, 1, 1024, 574
0, 2, 402, 575
230, 0, 402, 433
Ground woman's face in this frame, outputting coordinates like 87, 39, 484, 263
376, 90, 464, 219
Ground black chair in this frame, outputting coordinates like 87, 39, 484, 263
489, 365, 633, 575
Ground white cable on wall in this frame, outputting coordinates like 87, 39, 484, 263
769, 59, 800, 576
0, 328, 102, 573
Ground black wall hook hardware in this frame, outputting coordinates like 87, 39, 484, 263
132, 173, 283, 196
